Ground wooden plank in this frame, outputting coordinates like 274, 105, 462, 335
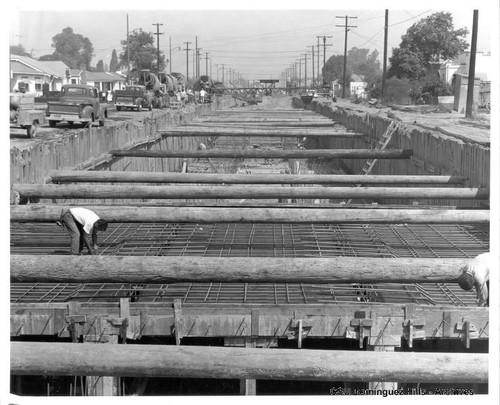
109, 149, 413, 159
10, 255, 474, 284
13, 184, 488, 200
49, 170, 467, 185
11, 342, 488, 382
10, 206, 489, 224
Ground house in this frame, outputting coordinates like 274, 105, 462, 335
439, 51, 492, 85
10, 54, 70, 95
349, 74, 368, 98
85, 71, 127, 93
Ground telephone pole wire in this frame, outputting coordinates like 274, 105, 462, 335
336, 15, 357, 98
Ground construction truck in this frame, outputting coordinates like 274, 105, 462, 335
158, 73, 181, 108
139, 70, 168, 109
45, 84, 108, 128
171, 72, 186, 89
10, 93, 45, 138
114, 85, 153, 111
193, 75, 215, 102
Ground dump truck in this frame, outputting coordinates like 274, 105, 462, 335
10, 93, 45, 138
114, 85, 153, 111
46, 84, 108, 127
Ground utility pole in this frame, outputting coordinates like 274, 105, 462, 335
152, 23, 164, 75
126, 14, 130, 84
466, 10, 479, 119
195, 36, 198, 78
381, 10, 388, 103
336, 15, 357, 97
169, 36, 172, 74
221, 64, 225, 84
298, 60, 302, 87
322, 36, 333, 86
316, 37, 321, 83
304, 53, 308, 89
215, 64, 219, 81
198, 49, 203, 77
311, 45, 315, 88
192, 50, 196, 80
183, 41, 191, 82
205, 52, 209, 76
317, 35, 332, 86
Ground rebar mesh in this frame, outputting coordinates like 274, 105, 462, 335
10, 222, 487, 306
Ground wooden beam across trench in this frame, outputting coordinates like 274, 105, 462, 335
11, 184, 489, 200
10, 255, 471, 284
49, 170, 467, 185
161, 126, 350, 135
10, 206, 490, 224
11, 341, 488, 383
108, 149, 413, 159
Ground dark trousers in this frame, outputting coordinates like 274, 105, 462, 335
60, 210, 92, 254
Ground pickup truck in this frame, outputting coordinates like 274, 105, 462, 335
10, 93, 46, 138
46, 84, 108, 127
114, 85, 153, 111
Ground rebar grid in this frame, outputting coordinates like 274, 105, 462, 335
10, 222, 487, 306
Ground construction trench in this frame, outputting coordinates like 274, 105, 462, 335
10, 95, 489, 396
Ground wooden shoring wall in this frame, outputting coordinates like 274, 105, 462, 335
10, 101, 228, 186
302, 99, 490, 208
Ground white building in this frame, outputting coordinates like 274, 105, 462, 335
350, 74, 368, 98
439, 51, 492, 84
10, 54, 70, 95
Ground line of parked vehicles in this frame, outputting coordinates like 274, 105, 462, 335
10, 70, 219, 138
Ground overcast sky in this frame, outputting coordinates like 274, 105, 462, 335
7, 1, 498, 81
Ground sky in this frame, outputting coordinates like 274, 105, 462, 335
6, 0, 498, 82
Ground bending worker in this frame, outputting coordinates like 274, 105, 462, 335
457, 252, 491, 307
58, 207, 108, 255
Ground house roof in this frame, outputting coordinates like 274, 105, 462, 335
10, 54, 69, 78
350, 74, 367, 83
86, 71, 126, 82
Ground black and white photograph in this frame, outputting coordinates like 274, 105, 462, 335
3, 0, 499, 403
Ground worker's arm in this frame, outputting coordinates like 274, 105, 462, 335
82, 230, 95, 255
91, 228, 99, 253
475, 279, 488, 307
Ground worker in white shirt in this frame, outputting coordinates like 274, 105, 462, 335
457, 252, 491, 307
58, 207, 108, 255
200, 88, 207, 103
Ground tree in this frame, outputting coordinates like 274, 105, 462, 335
118, 30, 165, 80
322, 55, 352, 86
109, 49, 119, 72
43, 27, 94, 70
388, 12, 469, 79
323, 47, 381, 94
349, 48, 381, 84
10, 44, 31, 57
95, 59, 105, 72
